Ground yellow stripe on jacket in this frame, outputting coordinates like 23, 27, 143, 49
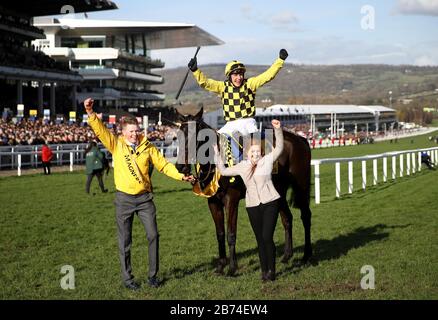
87, 113, 184, 195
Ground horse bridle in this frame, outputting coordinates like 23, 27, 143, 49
178, 119, 217, 184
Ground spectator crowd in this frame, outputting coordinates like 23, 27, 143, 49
0, 118, 177, 146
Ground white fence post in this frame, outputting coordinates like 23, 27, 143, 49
17, 154, 21, 176
314, 163, 320, 204
34, 146, 38, 168
335, 162, 341, 198
57, 146, 60, 165
70, 152, 74, 172
11, 147, 15, 168
348, 161, 353, 194
411, 153, 416, 173
373, 159, 378, 185
308, 147, 437, 205
362, 160, 367, 190
399, 154, 404, 177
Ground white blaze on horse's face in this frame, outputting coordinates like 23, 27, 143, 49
248, 144, 262, 164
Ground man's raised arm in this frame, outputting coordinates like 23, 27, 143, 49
84, 98, 116, 153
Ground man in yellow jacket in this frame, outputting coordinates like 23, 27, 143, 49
84, 98, 194, 290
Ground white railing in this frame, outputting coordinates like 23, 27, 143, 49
311, 147, 438, 204
0, 141, 178, 175
16, 150, 80, 176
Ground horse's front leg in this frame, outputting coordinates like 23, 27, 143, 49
208, 198, 227, 274
225, 194, 240, 276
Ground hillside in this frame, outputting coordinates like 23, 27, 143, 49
157, 64, 438, 114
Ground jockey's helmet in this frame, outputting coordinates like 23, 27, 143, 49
225, 60, 246, 77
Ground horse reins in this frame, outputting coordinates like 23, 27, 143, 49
178, 120, 216, 184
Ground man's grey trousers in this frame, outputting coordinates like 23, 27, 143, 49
114, 190, 159, 285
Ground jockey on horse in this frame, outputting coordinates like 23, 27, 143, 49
188, 49, 289, 173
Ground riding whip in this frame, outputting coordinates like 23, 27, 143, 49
175, 46, 201, 100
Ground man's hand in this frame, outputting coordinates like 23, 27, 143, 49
182, 174, 196, 183
188, 57, 198, 72
84, 98, 94, 115
272, 119, 281, 129
279, 49, 288, 60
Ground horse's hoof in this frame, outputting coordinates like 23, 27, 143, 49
281, 252, 293, 264
301, 251, 313, 264
227, 269, 236, 277
227, 266, 238, 277
215, 267, 224, 275
215, 263, 225, 275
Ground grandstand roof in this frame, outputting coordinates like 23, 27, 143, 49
34, 18, 224, 49
1, 1, 117, 17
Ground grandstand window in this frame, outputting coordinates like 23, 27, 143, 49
61, 37, 104, 48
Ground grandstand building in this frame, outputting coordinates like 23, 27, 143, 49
204, 104, 397, 134
33, 17, 223, 112
0, 0, 117, 117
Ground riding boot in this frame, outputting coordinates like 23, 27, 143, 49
225, 137, 235, 183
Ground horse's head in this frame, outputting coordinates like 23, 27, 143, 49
175, 107, 204, 175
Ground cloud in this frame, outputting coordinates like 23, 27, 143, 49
270, 11, 299, 25
151, 37, 438, 69
240, 4, 299, 31
395, 0, 438, 16
414, 55, 437, 65
240, 4, 254, 20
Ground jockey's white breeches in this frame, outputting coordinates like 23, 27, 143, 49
218, 117, 259, 136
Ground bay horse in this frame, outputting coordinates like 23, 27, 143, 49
175, 108, 313, 275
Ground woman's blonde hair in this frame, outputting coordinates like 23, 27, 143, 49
243, 134, 265, 160
243, 133, 266, 179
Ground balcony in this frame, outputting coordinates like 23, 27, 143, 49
121, 70, 163, 83
118, 51, 164, 68
74, 67, 119, 80
41, 47, 164, 68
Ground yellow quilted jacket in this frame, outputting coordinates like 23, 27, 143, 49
88, 113, 184, 195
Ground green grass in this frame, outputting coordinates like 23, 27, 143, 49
1, 131, 437, 299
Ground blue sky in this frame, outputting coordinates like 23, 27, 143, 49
81, 0, 438, 68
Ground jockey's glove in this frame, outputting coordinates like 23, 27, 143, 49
279, 49, 289, 60
188, 57, 198, 72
